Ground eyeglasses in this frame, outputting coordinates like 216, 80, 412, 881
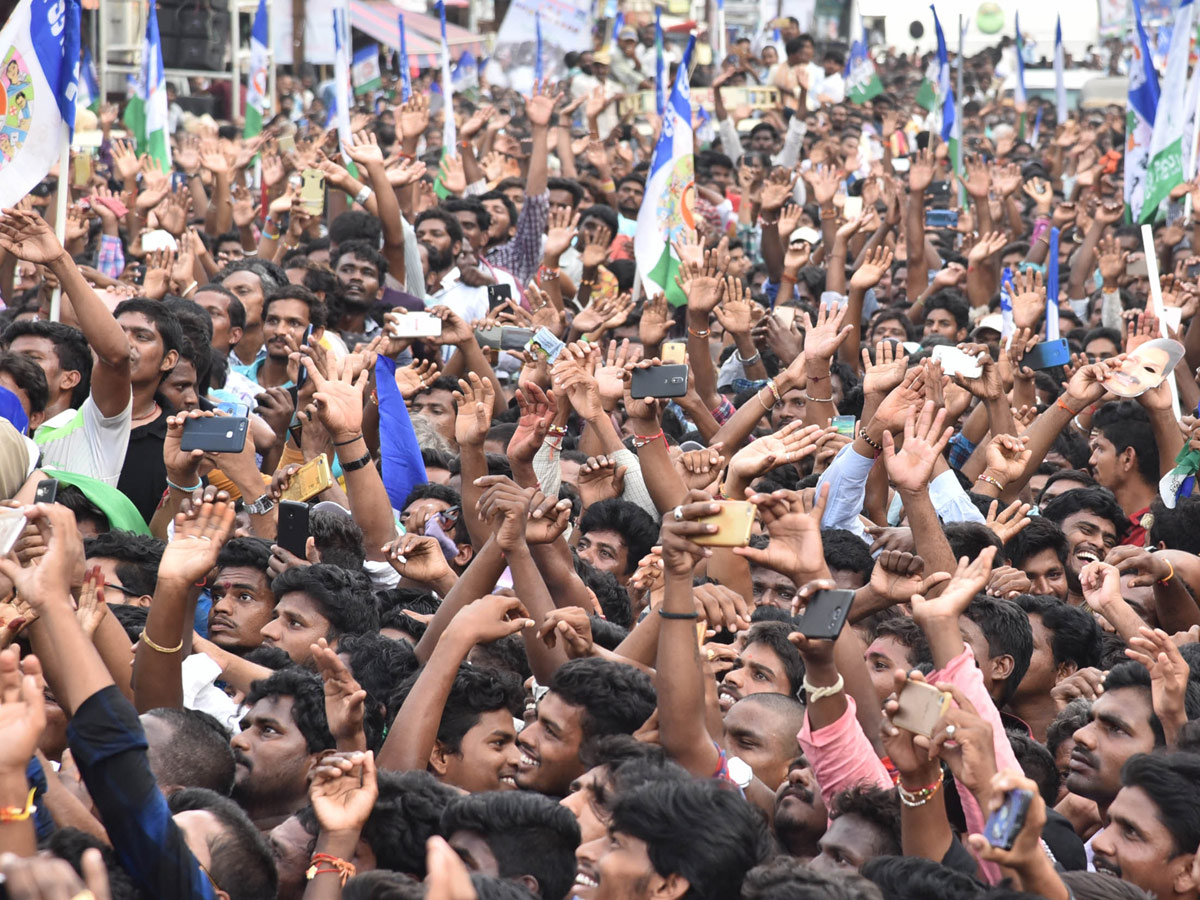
197, 859, 222, 896
102, 581, 144, 601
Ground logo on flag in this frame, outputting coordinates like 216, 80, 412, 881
0, 50, 35, 165
353, 44, 382, 95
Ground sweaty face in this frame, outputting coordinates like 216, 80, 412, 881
440, 707, 521, 793
1018, 547, 1069, 601
335, 252, 381, 310
515, 691, 586, 796
1067, 687, 1157, 805
208, 565, 275, 653
719, 641, 792, 712
231, 695, 314, 810
161, 359, 200, 411
260, 592, 332, 665
263, 298, 315, 363
1091, 785, 1194, 898
576, 529, 629, 583
751, 566, 798, 610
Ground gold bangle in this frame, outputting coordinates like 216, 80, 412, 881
140, 630, 183, 654
1159, 559, 1176, 586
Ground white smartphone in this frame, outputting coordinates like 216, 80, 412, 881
842, 196, 863, 219
932, 344, 984, 379
0, 508, 26, 556
1160, 306, 1183, 332
387, 312, 443, 339
141, 229, 178, 252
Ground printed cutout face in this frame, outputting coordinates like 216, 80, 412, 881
1103, 338, 1184, 398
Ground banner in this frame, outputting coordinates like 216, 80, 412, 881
244, 0, 269, 138
1143, 0, 1194, 221
1126, 0, 1161, 221
352, 44, 382, 95
271, 0, 338, 64
0, 0, 79, 209
485, 0, 593, 94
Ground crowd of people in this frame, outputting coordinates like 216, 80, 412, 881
0, 13, 1198, 900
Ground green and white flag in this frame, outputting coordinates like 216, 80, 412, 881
243, 0, 269, 139
636, 35, 696, 308
845, 6, 881, 104
915, 56, 939, 112
1143, 0, 1193, 221
123, 0, 171, 169
1126, 0, 1161, 222
352, 44, 382, 95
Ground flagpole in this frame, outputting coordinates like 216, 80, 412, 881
50, 124, 69, 323
955, 13, 964, 208
1188, 86, 1200, 222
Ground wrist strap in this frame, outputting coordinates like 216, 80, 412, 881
801, 673, 844, 702
340, 451, 373, 473
165, 477, 202, 493
333, 434, 364, 446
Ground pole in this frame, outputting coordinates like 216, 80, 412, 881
50, 125, 70, 323
955, 13, 964, 209
1188, 87, 1200, 223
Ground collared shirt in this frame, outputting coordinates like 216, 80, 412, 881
96, 234, 126, 279
67, 685, 216, 900
485, 191, 550, 287
34, 394, 132, 485
1125, 507, 1150, 547
427, 266, 490, 342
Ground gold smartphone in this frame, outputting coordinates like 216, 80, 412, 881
72, 153, 92, 187
692, 501, 756, 547
661, 341, 687, 364
891, 680, 952, 738
775, 306, 798, 328
281, 455, 333, 502
300, 168, 325, 216
277, 133, 296, 153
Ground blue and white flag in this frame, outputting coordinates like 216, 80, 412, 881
1143, 0, 1194, 221
435, 0, 456, 150
846, 3, 882, 104
611, 12, 625, 47
535, 10, 544, 86
398, 15, 412, 102
931, 5, 955, 143
696, 105, 715, 146
352, 44, 382, 95
243, 0, 269, 137
654, 7, 665, 116
1014, 13, 1027, 107
329, 7, 352, 148
452, 50, 478, 91
1045, 228, 1061, 341
79, 45, 99, 111
999, 268, 1015, 345
0, 0, 79, 208
1030, 106, 1043, 145
1126, 0, 1162, 222
1053, 16, 1067, 123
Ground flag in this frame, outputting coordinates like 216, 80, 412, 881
79, 45, 100, 112
696, 105, 715, 145
375, 355, 429, 514
655, 8, 665, 116
452, 50, 478, 92
1126, 0, 1162, 222
0, 0, 78, 216
999, 268, 1015, 345
915, 56, 940, 111
123, 0, 170, 169
635, 35, 696, 308
1013, 13, 1027, 107
1030, 106, 1043, 145
1143, 0, 1194, 221
535, 10, 544, 86
1053, 17, 1067, 124
352, 44, 382, 95
398, 15, 412, 102
329, 7, 352, 149
1046, 228, 1061, 340
1184, 42, 1200, 183
931, 5, 955, 145
845, 5, 882, 104
611, 11, 625, 48
433, 0, 456, 199
243, 0, 269, 138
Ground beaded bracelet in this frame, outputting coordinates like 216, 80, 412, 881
858, 427, 882, 452
898, 769, 944, 808
976, 473, 1004, 491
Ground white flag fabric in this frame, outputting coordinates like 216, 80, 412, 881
1126, 0, 1161, 222
0, 0, 80, 208
1143, 0, 1194, 220
244, 0, 269, 138
330, 6, 352, 148
1053, 17, 1067, 124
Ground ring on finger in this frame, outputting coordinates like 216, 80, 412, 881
672, 505, 684, 521
944, 724, 956, 739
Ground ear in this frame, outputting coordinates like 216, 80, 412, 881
429, 741, 451, 777
1172, 852, 1197, 896
650, 872, 690, 900
1120, 446, 1138, 474
228, 326, 244, 347
26, 409, 44, 433
453, 544, 474, 569
311, 326, 325, 344
990, 652, 1015, 685
160, 349, 179, 373
132, 593, 154, 609
1054, 660, 1079, 684
59, 368, 81, 397
515, 875, 540, 896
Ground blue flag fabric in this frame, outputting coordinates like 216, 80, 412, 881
398, 14, 412, 101
535, 10, 544, 85
655, 7, 665, 116
931, 5, 955, 143
1130, 0, 1161, 126
375, 356, 429, 513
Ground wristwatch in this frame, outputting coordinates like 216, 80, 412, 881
245, 493, 275, 516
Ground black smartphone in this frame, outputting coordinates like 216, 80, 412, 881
180, 416, 250, 453
792, 589, 854, 641
295, 324, 314, 390
487, 283, 513, 309
630, 364, 688, 400
276, 500, 310, 559
983, 788, 1035, 851
34, 478, 58, 504
1187, 262, 1200, 278
1021, 337, 1071, 370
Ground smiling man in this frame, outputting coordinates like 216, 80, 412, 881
1091, 753, 1200, 900
1041, 488, 1126, 605
717, 622, 804, 712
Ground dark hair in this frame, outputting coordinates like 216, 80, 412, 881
440, 792, 582, 900
472, 875, 539, 900
477, 192, 518, 232
193, 283, 246, 331
743, 622, 806, 696
338, 632, 415, 746
861, 855, 981, 900
392, 662, 523, 751
1102, 662, 1166, 745
3, 319, 91, 408
572, 559, 633, 628
578, 204, 619, 237
546, 658, 656, 739
343, 871, 426, 900
546, 177, 585, 206
1046, 698, 1092, 762
113, 298, 184, 366
329, 210, 383, 248
1058, 872, 1153, 900
214, 257, 288, 294
1147, 495, 1200, 553
471, 634, 532, 683
83, 531, 165, 597
579, 499, 658, 575
310, 509, 367, 570
335, 238, 388, 280
402, 482, 468, 545
821, 529, 873, 584
1038, 468, 1098, 503
872, 616, 932, 670
108, 602, 148, 642
743, 857, 885, 900
1040, 487, 1128, 543
244, 667, 336, 754
365, 770, 460, 876
264, 284, 327, 329
1007, 730, 1059, 805
964, 596, 1032, 705
924, 290, 969, 331
415, 208, 465, 246
944, 522, 1003, 561
1013, 594, 1101, 672
610, 779, 771, 900
270, 563, 380, 641
56, 483, 109, 533
216, 536, 274, 575
1119, 753, 1200, 857
166, 788, 279, 900
0, 350, 47, 414
1003, 516, 1069, 569
1092, 401, 1160, 485
442, 197, 493, 235
829, 785, 902, 858
44, 828, 141, 900
143, 707, 236, 794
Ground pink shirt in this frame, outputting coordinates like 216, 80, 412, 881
797, 696, 892, 811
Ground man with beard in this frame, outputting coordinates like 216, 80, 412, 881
773, 755, 827, 859
613, 175, 644, 236
1091, 753, 1200, 900
1040, 488, 1126, 605
415, 209, 489, 331
332, 239, 386, 340
245, 286, 326, 390
1004, 517, 1071, 602
230, 668, 334, 830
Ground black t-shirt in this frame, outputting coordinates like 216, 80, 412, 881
118, 408, 169, 525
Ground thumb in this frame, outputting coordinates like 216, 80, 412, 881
920, 572, 952, 594
612, 466, 627, 495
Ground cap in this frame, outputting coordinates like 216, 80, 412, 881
973, 313, 1003, 336
618, 27, 637, 41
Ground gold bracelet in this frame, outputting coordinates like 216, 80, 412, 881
0, 786, 37, 822
140, 630, 183, 654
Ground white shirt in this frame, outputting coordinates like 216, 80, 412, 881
33, 394, 132, 485
426, 267, 491, 361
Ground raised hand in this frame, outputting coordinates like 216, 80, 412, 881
538, 607, 595, 658
1125, 626, 1190, 742
475, 476, 536, 552
984, 499, 1032, 543
861, 341, 911, 396
508, 383, 556, 465
868, 551, 951, 605
304, 352, 369, 443
312, 639, 368, 750
452, 373, 495, 449
309, 750, 379, 835
908, 147, 936, 193
525, 79, 562, 128
159, 497, 236, 585
525, 488, 573, 545
0, 208, 64, 264
802, 301, 852, 362
727, 421, 825, 483
673, 442, 726, 492
544, 205, 580, 260
382, 533, 454, 587
639, 292, 672, 347
982, 433, 1032, 488
659, 491, 723, 578
881, 400, 952, 493
577, 455, 628, 507
446, 591, 535, 646
734, 485, 830, 589
849, 245, 894, 292
911, 546, 998, 625
713, 275, 756, 336
0, 646, 45, 781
